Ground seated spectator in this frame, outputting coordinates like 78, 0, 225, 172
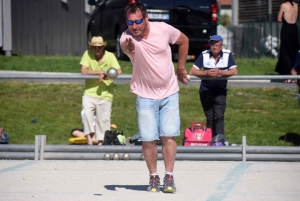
71, 110, 117, 143
0, 126, 10, 144
71, 110, 97, 143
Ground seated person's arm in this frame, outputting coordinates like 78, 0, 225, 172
117, 68, 122, 76
81, 65, 102, 75
190, 66, 210, 77
219, 66, 238, 77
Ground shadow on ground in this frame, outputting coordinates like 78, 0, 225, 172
278, 132, 300, 146
104, 185, 148, 192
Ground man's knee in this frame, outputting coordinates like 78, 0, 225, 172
161, 137, 176, 146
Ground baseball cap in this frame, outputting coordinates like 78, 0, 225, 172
208, 35, 223, 43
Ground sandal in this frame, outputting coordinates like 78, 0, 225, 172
284, 79, 294, 83
98, 140, 103, 146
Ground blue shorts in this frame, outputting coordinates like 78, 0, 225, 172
136, 93, 180, 141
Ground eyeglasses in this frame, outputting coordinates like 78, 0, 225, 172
126, 18, 144, 26
92, 46, 104, 50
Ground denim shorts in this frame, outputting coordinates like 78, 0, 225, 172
136, 93, 180, 141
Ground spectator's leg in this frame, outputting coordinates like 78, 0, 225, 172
95, 99, 111, 145
200, 92, 215, 135
82, 96, 97, 145
213, 94, 226, 135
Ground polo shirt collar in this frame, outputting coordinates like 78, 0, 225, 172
209, 49, 223, 58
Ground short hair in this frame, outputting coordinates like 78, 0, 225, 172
124, 2, 147, 19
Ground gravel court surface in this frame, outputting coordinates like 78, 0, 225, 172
1, 160, 300, 201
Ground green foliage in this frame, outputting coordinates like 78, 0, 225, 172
219, 14, 232, 27
0, 81, 299, 146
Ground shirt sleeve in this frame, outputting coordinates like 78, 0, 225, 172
193, 53, 204, 70
109, 53, 121, 69
165, 22, 181, 44
79, 50, 90, 67
228, 52, 237, 69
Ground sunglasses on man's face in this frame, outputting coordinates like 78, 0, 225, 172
92, 46, 104, 50
126, 18, 144, 26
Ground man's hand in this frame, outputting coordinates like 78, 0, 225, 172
98, 72, 108, 82
124, 38, 135, 55
177, 68, 189, 85
207, 68, 220, 78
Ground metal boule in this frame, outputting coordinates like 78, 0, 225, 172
104, 153, 111, 160
122, 153, 130, 160
106, 67, 118, 79
112, 153, 120, 160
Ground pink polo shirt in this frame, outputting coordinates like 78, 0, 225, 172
120, 22, 180, 99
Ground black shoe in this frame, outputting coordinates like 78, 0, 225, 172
147, 175, 160, 193
163, 174, 176, 193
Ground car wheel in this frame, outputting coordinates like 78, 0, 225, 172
115, 32, 125, 60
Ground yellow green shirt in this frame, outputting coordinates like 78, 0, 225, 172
80, 50, 121, 101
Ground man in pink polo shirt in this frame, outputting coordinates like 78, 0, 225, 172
120, 2, 189, 193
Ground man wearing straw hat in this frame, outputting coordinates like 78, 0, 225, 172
80, 36, 122, 145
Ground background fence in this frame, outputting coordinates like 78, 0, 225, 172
227, 13, 300, 58
1, 135, 300, 161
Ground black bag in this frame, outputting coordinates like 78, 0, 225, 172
129, 134, 162, 146
103, 130, 125, 145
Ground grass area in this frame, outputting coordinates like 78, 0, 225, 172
0, 55, 299, 146
0, 55, 278, 75
0, 81, 299, 146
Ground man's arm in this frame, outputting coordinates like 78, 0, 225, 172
190, 66, 209, 77
175, 32, 189, 84
117, 68, 122, 75
291, 68, 300, 88
190, 66, 237, 78
81, 65, 102, 75
81, 65, 107, 82
218, 67, 238, 77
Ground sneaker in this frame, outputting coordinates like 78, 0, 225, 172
163, 174, 176, 193
147, 175, 160, 192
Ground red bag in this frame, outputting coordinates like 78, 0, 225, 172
182, 122, 212, 146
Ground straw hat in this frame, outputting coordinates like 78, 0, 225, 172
88, 36, 107, 46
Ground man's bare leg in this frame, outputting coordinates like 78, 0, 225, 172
143, 140, 160, 192
142, 141, 158, 174
161, 136, 177, 193
161, 137, 177, 172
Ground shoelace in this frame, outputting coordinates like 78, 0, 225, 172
150, 176, 160, 186
164, 175, 174, 185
